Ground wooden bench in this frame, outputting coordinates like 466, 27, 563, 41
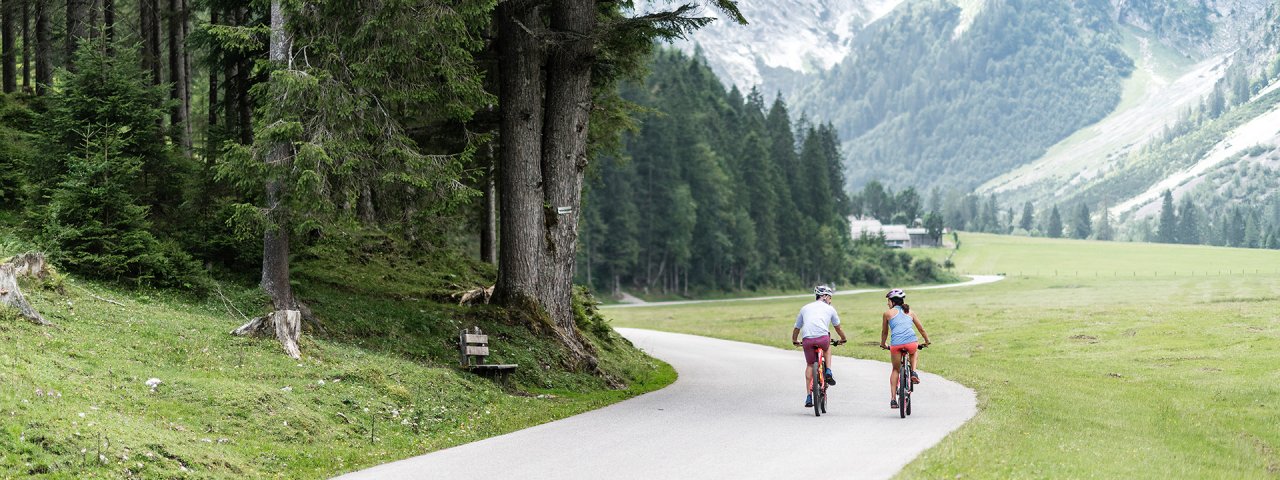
459, 327, 518, 376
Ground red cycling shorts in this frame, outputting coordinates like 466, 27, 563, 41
890, 342, 919, 356
802, 335, 831, 365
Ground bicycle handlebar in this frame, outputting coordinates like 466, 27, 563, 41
881, 343, 929, 350
793, 339, 847, 347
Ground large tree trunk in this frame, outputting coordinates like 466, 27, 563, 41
2, 0, 15, 93
32, 0, 47, 94
0, 253, 54, 326
222, 6, 237, 141
140, 0, 160, 85
234, 0, 301, 360
205, 6, 219, 180
480, 141, 497, 265
102, 0, 112, 46
492, 1, 597, 366
492, 0, 546, 310
64, 0, 87, 67
20, 0, 29, 91
235, 5, 251, 144
539, 0, 596, 354
167, 0, 190, 154
182, 0, 192, 148
87, 0, 98, 39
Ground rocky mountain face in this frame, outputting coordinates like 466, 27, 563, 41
632, 0, 906, 89
651, 0, 1272, 92
1110, 0, 1273, 58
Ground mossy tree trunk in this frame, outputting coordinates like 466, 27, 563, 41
232, 0, 301, 360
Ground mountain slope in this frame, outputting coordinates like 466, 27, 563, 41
632, 0, 906, 89
980, 27, 1227, 201
793, 0, 1134, 192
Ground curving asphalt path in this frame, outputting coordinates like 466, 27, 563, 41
334, 327, 980, 480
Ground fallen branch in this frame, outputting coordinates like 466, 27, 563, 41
214, 281, 251, 322
69, 282, 126, 307
454, 286, 495, 306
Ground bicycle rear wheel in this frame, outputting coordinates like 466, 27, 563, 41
812, 364, 822, 417
898, 366, 908, 419
906, 368, 914, 416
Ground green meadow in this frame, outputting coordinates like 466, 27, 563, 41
606, 233, 1280, 478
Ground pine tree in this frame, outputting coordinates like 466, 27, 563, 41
1157, 190, 1178, 243
39, 128, 190, 285
1228, 208, 1246, 247
1176, 197, 1201, 245
1095, 206, 1114, 241
1047, 205, 1063, 238
863, 180, 889, 220
1072, 203, 1092, 239
1020, 201, 1034, 231
924, 211, 944, 245
766, 94, 803, 273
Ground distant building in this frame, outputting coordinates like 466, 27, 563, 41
850, 216, 939, 248
908, 227, 940, 248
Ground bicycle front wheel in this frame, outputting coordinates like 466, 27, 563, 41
812, 364, 822, 417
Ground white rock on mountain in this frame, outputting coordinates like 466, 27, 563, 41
630, 0, 906, 89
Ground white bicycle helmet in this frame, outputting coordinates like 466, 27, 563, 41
814, 285, 835, 298
886, 288, 906, 299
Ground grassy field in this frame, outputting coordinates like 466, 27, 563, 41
0, 235, 672, 479
605, 233, 1280, 478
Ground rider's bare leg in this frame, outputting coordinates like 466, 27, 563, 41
805, 363, 814, 393
824, 347, 833, 370
889, 350, 903, 401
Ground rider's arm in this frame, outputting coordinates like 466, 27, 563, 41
880, 310, 891, 348
911, 313, 930, 344
793, 313, 804, 346
833, 324, 848, 343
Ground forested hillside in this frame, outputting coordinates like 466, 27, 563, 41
578, 50, 949, 296
791, 0, 1134, 192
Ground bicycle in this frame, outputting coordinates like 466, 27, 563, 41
884, 343, 927, 418
804, 339, 844, 417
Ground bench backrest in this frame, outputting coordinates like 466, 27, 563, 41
459, 327, 491, 367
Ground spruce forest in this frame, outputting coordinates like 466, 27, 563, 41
578, 50, 946, 296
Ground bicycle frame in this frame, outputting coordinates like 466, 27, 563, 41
891, 344, 921, 418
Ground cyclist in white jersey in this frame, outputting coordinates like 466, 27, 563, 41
792, 285, 848, 407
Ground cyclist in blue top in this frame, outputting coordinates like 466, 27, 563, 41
792, 285, 848, 408
880, 288, 931, 409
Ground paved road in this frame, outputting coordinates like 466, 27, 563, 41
334, 329, 978, 480
603, 274, 1004, 309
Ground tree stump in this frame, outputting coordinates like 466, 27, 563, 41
231, 309, 302, 359
0, 253, 53, 326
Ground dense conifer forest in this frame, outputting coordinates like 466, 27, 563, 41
577, 50, 948, 296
